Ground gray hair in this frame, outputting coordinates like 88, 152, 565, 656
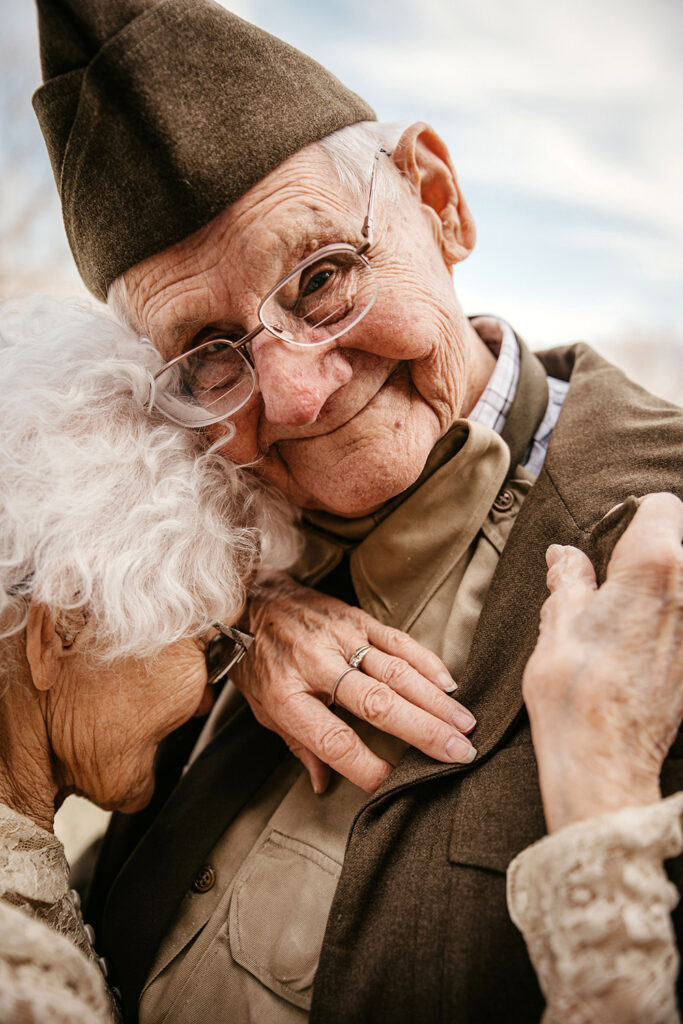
0, 296, 298, 673
316, 120, 406, 202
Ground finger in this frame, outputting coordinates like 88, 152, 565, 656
358, 647, 476, 734
362, 620, 456, 692
545, 545, 597, 593
335, 671, 476, 764
290, 741, 331, 796
607, 492, 683, 592
247, 702, 334, 795
278, 694, 394, 792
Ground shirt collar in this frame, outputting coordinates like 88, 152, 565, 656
468, 316, 521, 435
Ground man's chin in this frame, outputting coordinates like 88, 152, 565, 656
284, 444, 436, 517
272, 409, 440, 517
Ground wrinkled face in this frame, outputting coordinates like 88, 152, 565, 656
51, 637, 212, 813
122, 139, 490, 517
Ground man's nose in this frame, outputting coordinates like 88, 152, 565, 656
253, 340, 353, 426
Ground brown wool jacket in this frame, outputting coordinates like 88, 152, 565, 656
88, 343, 683, 1024
310, 343, 683, 1024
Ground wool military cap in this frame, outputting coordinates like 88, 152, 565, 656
32, 0, 376, 300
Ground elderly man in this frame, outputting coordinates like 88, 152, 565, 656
31, 2, 683, 1022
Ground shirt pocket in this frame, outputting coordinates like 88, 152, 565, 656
448, 744, 547, 873
229, 828, 342, 1010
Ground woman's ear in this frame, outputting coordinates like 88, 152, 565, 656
392, 122, 476, 266
25, 601, 66, 692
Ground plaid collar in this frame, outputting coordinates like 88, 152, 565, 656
468, 316, 521, 434
468, 316, 569, 475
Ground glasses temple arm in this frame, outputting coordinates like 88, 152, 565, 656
359, 147, 388, 253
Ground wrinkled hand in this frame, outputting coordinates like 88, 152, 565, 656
231, 574, 477, 793
523, 493, 683, 832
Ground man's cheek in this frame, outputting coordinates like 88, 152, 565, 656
206, 399, 261, 461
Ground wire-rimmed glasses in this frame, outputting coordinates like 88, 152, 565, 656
151, 149, 386, 427
205, 622, 255, 686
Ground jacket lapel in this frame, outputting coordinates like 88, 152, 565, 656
367, 465, 582, 798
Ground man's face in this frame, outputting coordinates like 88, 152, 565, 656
121, 132, 489, 517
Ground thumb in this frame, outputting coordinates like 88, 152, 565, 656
545, 544, 597, 594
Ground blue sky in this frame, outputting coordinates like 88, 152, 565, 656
1, 0, 681, 397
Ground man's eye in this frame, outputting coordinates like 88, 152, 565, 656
301, 269, 333, 297
201, 336, 240, 356
204, 340, 231, 355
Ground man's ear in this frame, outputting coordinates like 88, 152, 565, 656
392, 122, 476, 266
25, 601, 66, 692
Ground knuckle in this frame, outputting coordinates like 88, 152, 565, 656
418, 719, 444, 750
359, 683, 394, 722
319, 723, 357, 763
390, 631, 414, 656
379, 658, 411, 688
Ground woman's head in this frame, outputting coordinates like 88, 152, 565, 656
0, 296, 297, 814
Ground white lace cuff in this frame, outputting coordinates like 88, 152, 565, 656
507, 792, 683, 1024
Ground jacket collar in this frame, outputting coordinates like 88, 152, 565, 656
362, 342, 659, 802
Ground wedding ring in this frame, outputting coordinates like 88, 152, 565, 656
349, 645, 373, 670
330, 666, 355, 706
330, 646, 374, 706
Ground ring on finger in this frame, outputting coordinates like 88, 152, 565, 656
330, 666, 355, 706
349, 645, 373, 670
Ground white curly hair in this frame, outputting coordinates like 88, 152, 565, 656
0, 295, 298, 672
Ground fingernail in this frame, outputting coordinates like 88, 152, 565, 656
445, 735, 477, 763
452, 708, 476, 733
438, 671, 458, 691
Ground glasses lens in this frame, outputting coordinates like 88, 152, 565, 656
260, 250, 377, 347
205, 633, 241, 686
153, 342, 255, 427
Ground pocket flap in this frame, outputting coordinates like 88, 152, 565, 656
449, 745, 546, 873
229, 829, 341, 1010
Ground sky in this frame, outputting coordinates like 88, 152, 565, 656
1, 0, 681, 399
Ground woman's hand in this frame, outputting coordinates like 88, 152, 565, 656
231, 574, 476, 793
522, 492, 683, 832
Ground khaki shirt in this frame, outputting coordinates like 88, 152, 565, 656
139, 422, 534, 1024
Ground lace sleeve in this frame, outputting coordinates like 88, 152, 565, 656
507, 792, 683, 1024
0, 900, 114, 1024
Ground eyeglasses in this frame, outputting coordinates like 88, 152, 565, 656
151, 150, 386, 428
205, 622, 255, 686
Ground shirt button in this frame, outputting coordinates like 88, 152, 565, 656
493, 488, 514, 512
193, 864, 216, 893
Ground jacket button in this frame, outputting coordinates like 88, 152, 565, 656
193, 864, 216, 893
493, 488, 514, 512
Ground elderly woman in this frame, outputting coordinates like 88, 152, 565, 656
0, 296, 298, 1022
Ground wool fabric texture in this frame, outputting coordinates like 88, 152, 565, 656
32, 0, 376, 300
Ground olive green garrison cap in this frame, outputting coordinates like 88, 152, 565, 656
32, 0, 376, 299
